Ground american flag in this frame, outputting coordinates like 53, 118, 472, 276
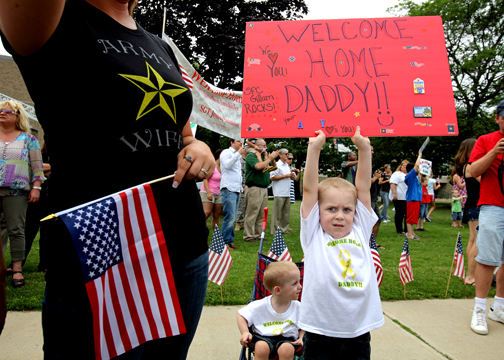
267, 228, 292, 262
179, 64, 193, 90
60, 184, 185, 360
452, 232, 465, 279
398, 236, 414, 286
208, 226, 233, 286
369, 234, 383, 287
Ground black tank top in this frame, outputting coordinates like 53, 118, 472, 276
463, 164, 480, 209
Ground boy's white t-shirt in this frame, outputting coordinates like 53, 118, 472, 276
238, 296, 301, 339
299, 200, 384, 338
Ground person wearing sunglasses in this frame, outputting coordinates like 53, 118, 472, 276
0, 1, 214, 359
0, 100, 44, 288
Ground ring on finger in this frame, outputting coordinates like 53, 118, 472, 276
200, 168, 208, 175
184, 155, 193, 163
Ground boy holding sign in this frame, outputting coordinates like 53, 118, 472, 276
300, 127, 383, 359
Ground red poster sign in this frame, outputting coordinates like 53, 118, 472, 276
241, 17, 457, 138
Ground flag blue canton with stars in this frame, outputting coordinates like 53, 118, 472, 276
61, 198, 122, 282
209, 225, 226, 255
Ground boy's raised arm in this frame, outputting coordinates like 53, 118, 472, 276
302, 130, 325, 218
0, 0, 65, 56
352, 127, 372, 211
414, 151, 422, 173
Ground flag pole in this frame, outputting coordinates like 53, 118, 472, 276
444, 232, 459, 297
161, 7, 167, 36
403, 284, 406, 300
220, 285, 224, 305
40, 173, 176, 222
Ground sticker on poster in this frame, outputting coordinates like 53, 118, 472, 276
414, 106, 432, 118
413, 78, 425, 94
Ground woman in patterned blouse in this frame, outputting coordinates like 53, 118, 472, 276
0, 100, 44, 287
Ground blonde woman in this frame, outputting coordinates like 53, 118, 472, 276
0, 100, 44, 288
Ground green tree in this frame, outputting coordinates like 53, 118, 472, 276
134, 0, 308, 90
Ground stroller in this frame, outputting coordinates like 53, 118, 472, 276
238, 208, 304, 360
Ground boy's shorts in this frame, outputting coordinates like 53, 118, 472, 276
451, 211, 462, 221
303, 331, 370, 360
406, 201, 420, 224
475, 205, 504, 267
251, 333, 301, 359
199, 192, 222, 204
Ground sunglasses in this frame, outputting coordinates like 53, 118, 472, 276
287, 158, 294, 160
0, 109, 17, 115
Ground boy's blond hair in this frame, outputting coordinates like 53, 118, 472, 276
318, 177, 357, 204
263, 261, 299, 292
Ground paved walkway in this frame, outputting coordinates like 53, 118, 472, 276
1, 299, 502, 359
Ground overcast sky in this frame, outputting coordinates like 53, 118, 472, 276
0, 0, 412, 56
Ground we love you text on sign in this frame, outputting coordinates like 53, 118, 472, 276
241, 16, 457, 138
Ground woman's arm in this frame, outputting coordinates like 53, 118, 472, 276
0, 0, 65, 55
173, 122, 215, 188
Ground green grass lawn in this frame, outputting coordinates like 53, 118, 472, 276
4, 200, 493, 310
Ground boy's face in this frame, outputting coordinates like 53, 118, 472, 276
453, 189, 459, 197
276, 269, 302, 300
319, 187, 355, 239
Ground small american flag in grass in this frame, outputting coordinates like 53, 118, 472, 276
208, 226, 233, 286
452, 232, 465, 280
267, 228, 292, 262
369, 234, 383, 287
398, 236, 413, 286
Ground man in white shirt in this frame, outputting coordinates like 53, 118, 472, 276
220, 139, 245, 249
270, 149, 295, 234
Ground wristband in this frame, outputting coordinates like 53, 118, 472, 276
32, 186, 42, 190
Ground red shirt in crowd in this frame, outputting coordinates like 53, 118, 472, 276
468, 130, 504, 207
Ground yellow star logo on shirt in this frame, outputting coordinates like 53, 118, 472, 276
119, 62, 188, 122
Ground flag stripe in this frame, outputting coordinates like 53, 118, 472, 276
103, 274, 122, 358
215, 252, 232, 285
208, 250, 226, 281
144, 185, 185, 334
107, 267, 132, 353
87, 281, 105, 360
101, 274, 118, 360
114, 262, 142, 346
115, 200, 152, 343
131, 188, 170, 338
119, 192, 159, 340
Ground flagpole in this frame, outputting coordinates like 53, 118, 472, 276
161, 7, 167, 36
220, 285, 224, 305
40, 173, 176, 222
403, 284, 406, 300
444, 232, 459, 297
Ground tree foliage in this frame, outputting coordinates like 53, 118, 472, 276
134, 0, 308, 90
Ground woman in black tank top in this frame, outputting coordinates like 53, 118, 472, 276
460, 139, 480, 286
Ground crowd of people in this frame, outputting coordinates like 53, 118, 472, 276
0, 0, 503, 358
